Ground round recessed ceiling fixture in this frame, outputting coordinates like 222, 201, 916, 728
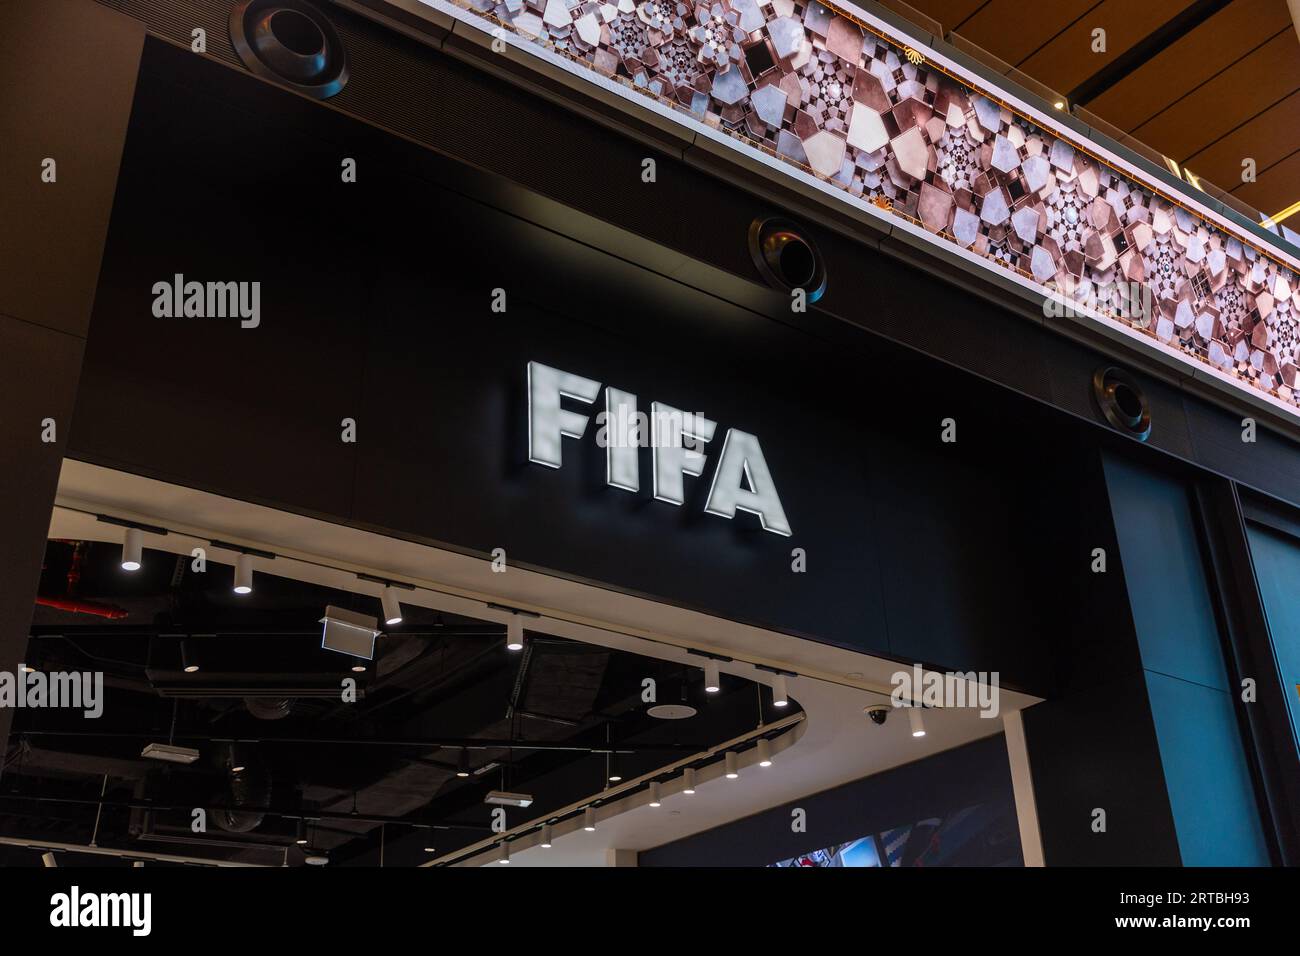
229, 0, 348, 99
748, 217, 828, 304
1092, 366, 1152, 441
647, 703, 698, 720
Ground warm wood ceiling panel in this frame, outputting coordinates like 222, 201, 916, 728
1233, 149, 1300, 218
1020, 0, 1198, 96
895, 0, 1300, 227
1184, 89, 1300, 192
950, 0, 1100, 68
894, 0, 989, 33
1131, 30, 1300, 161
1083, 0, 1293, 130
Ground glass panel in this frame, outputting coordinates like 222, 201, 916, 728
1244, 522, 1300, 755
1104, 454, 1271, 865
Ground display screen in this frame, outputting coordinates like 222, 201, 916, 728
770, 802, 1022, 867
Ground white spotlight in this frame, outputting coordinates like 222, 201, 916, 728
649, 781, 662, 807
757, 738, 773, 767
772, 674, 789, 708
506, 614, 524, 651
583, 807, 596, 832
724, 751, 739, 779
703, 661, 720, 693
682, 768, 696, 794
233, 554, 254, 594
497, 842, 510, 864
121, 527, 143, 572
180, 641, 199, 674
380, 586, 403, 626
908, 705, 927, 738
540, 824, 553, 848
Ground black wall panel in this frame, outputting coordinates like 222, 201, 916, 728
68, 40, 1065, 691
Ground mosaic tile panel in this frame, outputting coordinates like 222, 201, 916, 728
430, 0, 1300, 411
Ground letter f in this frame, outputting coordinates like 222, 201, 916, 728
527, 362, 601, 469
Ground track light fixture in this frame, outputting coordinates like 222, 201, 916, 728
583, 807, 596, 832
295, 820, 308, 846
649, 781, 662, 807
540, 823, 553, 848
41, 851, 57, 868
320, 605, 381, 661
121, 527, 143, 572
485, 791, 534, 808
682, 768, 696, 794
771, 674, 789, 708
506, 613, 524, 651
179, 640, 199, 674
380, 585, 403, 626
497, 842, 511, 864
233, 553, 254, 594
757, 738, 773, 767
908, 705, 926, 738
725, 751, 739, 779
456, 749, 471, 778
703, 661, 720, 694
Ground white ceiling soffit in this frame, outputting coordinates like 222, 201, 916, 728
51, 459, 1040, 866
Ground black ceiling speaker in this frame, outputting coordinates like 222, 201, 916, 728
1093, 366, 1152, 441
229, 0, 348, 99
748, 217, 828, 303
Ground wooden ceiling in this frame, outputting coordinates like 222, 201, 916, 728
895, 0, 1300, 226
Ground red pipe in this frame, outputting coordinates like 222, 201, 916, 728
34, 596, 128, 620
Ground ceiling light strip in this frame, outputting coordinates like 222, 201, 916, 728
51, 500, 904, 701
423, 711, 805, 868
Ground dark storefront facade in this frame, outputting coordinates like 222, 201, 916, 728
1, 0, 1298, 873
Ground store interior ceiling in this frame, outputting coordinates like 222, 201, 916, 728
3, 538, 787, 867
0, 460, 1041, 868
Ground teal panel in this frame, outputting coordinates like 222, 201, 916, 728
1244, 523, 1300, 754
1104, 453, 1270, 865
1144, 672, 1271, 865
1103, 455, 1230, 690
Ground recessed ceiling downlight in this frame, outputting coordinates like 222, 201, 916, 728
647, 703, 697, 720
229, 0, 349, 99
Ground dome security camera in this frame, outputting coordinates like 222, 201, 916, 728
865, 704, 890, 726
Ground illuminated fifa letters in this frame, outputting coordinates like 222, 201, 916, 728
526, 361, 791, 536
